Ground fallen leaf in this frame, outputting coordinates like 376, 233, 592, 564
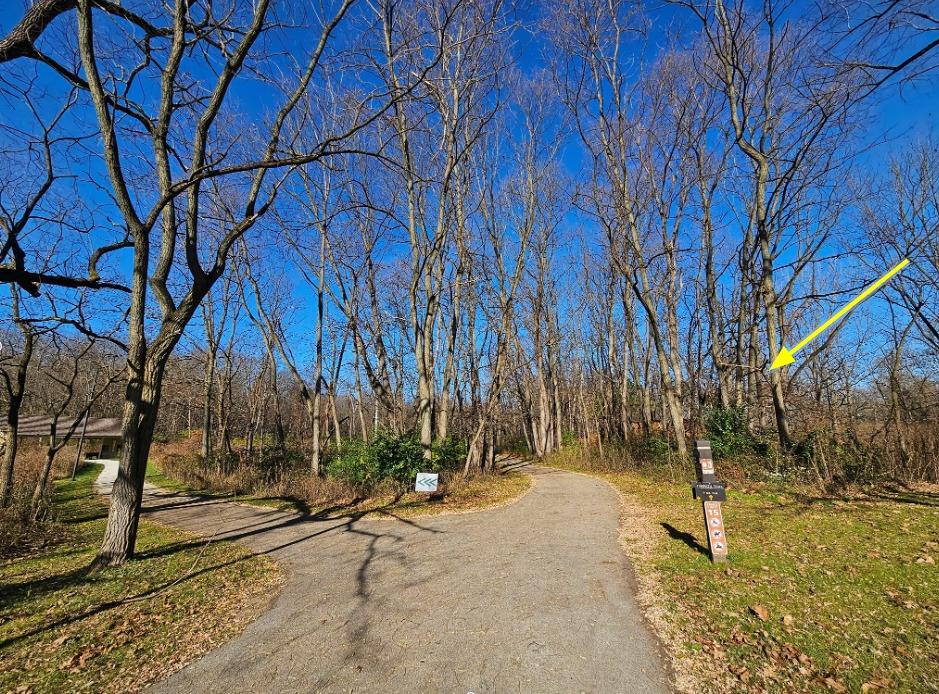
750, 604, 769, 621
782, 614, 794, 626
862, 676, 892, 692
824, 676, 847, 692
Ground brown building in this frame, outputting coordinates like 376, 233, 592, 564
8, 416, 123, 459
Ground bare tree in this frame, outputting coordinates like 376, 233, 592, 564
30, 336, 121, 516
376, 0, 509, 457
0, 0, 401, 564
0, 287, 35, 507
678, 0, 862, 447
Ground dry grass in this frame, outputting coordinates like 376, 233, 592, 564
147, 457, 533, 521
312, 470, 534, 520
1, 442, 81, 558
147, 432, 534, 519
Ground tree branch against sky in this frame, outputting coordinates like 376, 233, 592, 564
0, 0, 937, 573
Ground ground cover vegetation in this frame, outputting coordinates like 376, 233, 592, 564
0, 464, 284, 693
145, 429, 531, 519
548, 442, 939, 693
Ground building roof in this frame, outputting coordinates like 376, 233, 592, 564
11, 416, 123, 439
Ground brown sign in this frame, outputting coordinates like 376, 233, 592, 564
694, 440, 728, 562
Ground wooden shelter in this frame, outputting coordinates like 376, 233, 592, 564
9, 416, 123, 459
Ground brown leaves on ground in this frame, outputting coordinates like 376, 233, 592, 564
860, 676, 893, 691
1, 530, 286, 693
550, 465, 937, 694
59, 645, 100, 673
724, 623, 861, 693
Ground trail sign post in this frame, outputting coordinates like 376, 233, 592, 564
692, 440, 728, 562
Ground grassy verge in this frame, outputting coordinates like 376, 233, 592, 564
145, 463, 304, 512
146, 461, 533, 520
547, 451, 938, 694
0, 464, 285, 693
326, 470, 534, 520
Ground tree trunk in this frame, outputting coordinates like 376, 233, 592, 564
703, 198, 732, 409
31, 444, 57, 517
94, 355, 166, 566
201, 353, 215, 459
311, 232, 325, 475
0, 398, 23, 508
0, 296, 32, 509
758, 215, 793, 448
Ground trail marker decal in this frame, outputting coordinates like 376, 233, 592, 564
415, 472, 439, 492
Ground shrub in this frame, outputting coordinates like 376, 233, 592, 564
704, 405, 755, 458
325, 439, 378, 488
371, 432, 427, 483
792, 430, 884, 485
430, 436, 468, 471
326, 432, 424, 490
326, 433, 468, 491
634, 434, 673, 462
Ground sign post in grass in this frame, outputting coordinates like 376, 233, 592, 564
692, 440, 729, 562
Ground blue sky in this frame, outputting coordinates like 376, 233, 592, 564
0, 0, 935, 375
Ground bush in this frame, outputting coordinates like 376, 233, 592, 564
430, 436, 468, 471
373, 432, 427, 483
326, 433, 468, 491
634, 434, 672, 462
327, 432, 421, 490
704, 406, 755, 458
0, 443, 76, 557
324, 439, 376, 488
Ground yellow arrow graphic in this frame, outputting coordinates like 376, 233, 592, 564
770, 258, 910, 370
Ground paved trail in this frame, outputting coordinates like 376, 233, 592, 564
96, 462, 670, 693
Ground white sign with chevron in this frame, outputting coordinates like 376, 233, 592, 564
415, 472, 439, 492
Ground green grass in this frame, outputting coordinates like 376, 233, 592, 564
0, 464, 284, 693
548, 454, 939, 693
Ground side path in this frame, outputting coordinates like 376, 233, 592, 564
94, 461, 671, 693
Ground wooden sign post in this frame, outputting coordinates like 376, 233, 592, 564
692, 440, 728, 562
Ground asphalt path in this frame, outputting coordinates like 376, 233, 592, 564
95, 461, 671, 693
